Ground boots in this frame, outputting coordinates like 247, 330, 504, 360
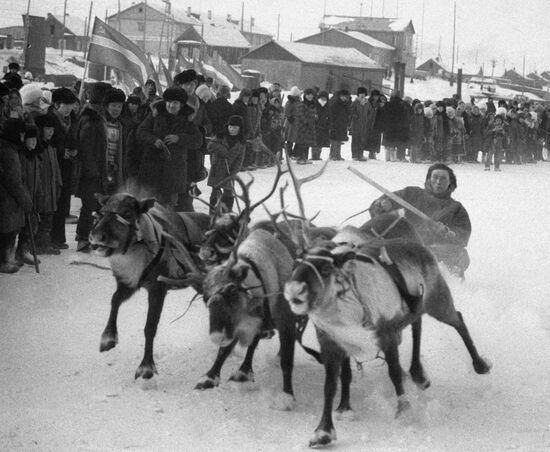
16, 245, 40, 266
35, 231, 61, 255
0, 245, 19, 273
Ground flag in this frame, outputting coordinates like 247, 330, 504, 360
87, 17, 153, 85
147, 54, 164, 96
159, 57, 173, 87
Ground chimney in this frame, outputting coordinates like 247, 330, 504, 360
187, 6, 191, 15
227, 14, 231, 22
208, 10, 212, 20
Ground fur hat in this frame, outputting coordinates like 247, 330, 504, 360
174, 69, 198, 85
89, 82, 112, 104
370, 89, 381, 97
3, 73, 23, 90
338, 89, 350, 97
8, 62, 20, 71
195, 84, 213, 102
228, 115, 243, 127
35, 112, 58, 129
317, 90, 329, 100
495, 106, 507, 117
24, 124, 39, 139
289, 86, 302, 97
446, 106, 456, 118
217, 85, 231, 99
436, 100, 446, 108
1, 118, 26, 143
126, 94, 141, 106
356, 86, 368, 95
103, 88, 126, 106
52, 87, 77, 105
162, 86, 188, 103
20, 85, 45, 107
303, 88, 315, 96
424, 107, 433, 118
0, 82, 8, 97
251, 88, 261, 98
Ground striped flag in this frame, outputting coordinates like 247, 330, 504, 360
87, 17, 153, 85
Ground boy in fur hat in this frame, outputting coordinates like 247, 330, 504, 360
35, 113, 63, 255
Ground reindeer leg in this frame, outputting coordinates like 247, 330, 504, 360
382, 333, 411, 418
269, 317, 296, 411
448, 311, 492, 374
409, 318, 431, 389
135, 282, 167, 380
229, 335, 261, 382
100, 283, 136, 352
195, 338, 238, 390
336, 357, 353, 415
310, 338, 342, 447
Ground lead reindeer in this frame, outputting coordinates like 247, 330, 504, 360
282, 190, 492, 447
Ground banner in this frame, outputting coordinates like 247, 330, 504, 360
87, 17, 153, 85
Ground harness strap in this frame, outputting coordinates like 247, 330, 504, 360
295, 316, 323, 364
239, 256, 274, 332
138, 235, 167, 286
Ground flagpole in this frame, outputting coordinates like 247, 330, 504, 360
80, 5, 94, 102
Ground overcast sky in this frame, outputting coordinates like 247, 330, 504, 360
1, 0, 549, 74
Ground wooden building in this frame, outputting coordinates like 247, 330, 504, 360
320, 15, 416, 76
297, 28, 394, 74
45, 14, 88, 52
241, 40, 385, 93
0, 26, 25, 49
175, 24, 251, 65
107, 2, 201, 56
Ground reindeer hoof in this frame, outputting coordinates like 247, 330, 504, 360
395, 396, 411, 418
269, 391, 296, 411
99, 332, 118, 352
473, 357, 492, 374
335, 408, 356, 421
228, 369, 254, 383
194, 375, 220, 390
309, 429, 336, 448
135, 363, 157, 380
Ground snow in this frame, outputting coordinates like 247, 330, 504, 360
2, 146, 550, 450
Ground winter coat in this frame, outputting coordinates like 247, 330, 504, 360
409, 112, 426, 147
350, 99, 374, 144
137, 110, 202, 199
295, 99, 317, 146
76, 107, 126, 199
283, 96, 301, 142
19, 147, 43, 212
247, 103, 262, 140
206, 97, 234, 137
328, 97, 350, 141
449, 116, 466, 145
468, 113, 484, 149
207, 137, 245, 189
424, 116, 435, 142
232, 99, 249, 138
434, 110, 450, 143
315, 101, 330, 147
37, 140, 63, 213
383, 97, 410, 146
0, 138, 33, 233
51, 108, 78, 192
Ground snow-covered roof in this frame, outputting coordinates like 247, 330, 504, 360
262, 41, 384, 69
51, 14, 86, 36
191, 24, 251, 48
344, 30, 395, 50
322, 16, 414, 33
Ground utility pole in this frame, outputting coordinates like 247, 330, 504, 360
241, 2, 244, 32
61, 0, 67, 57
419, 0, 425, 61
117, 0, 121, 32
382, 0, 385, 17
522, 55, 525, 95
370, 0, 373, 16
277, 13, 280, 41
396, 0, 399, 17
360, 2, 363, 17
450, 0, 456, 86
23, 0, 31, 66
142, 0, 147, 53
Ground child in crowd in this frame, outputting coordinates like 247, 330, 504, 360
485, 113, 507, 171
207, 115, 246, 213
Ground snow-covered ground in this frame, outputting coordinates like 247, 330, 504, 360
2, 143, 550, 451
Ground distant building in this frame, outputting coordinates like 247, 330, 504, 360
45, 13, 88, 52
107, 2, 201, 56
241, 40, 385, 93
0, 25, 25, 49
175, 23, 251, 65
320, 15, 416, 76
416, 57, 450, 78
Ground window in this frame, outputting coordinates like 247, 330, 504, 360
50, 25, 55, 35
137, 22, 144, 32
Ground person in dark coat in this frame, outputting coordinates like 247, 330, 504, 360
261, 96, 285, 162
137, 87, 202, 208
311, 90, 330, 160
409, 102, 426, 163
0, 119, 32, 273
433, 101, 451, 162
294, 88, 317, 164
328, 89, 350, 160
207, 115, 246, 213
350, 86, 370, 161
75, 84, 126, 252
206, 85, 234, 137
383, 93, 410, 162
16, 124, 43, 265
283, 86, 302, 159
50, 87, 80, 249
35, 113, 63, 255
368, 93, 387, 158
370, 163, 471, 278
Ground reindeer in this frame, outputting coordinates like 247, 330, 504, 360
89, 192, 209, 379
284, 228, 492, 447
